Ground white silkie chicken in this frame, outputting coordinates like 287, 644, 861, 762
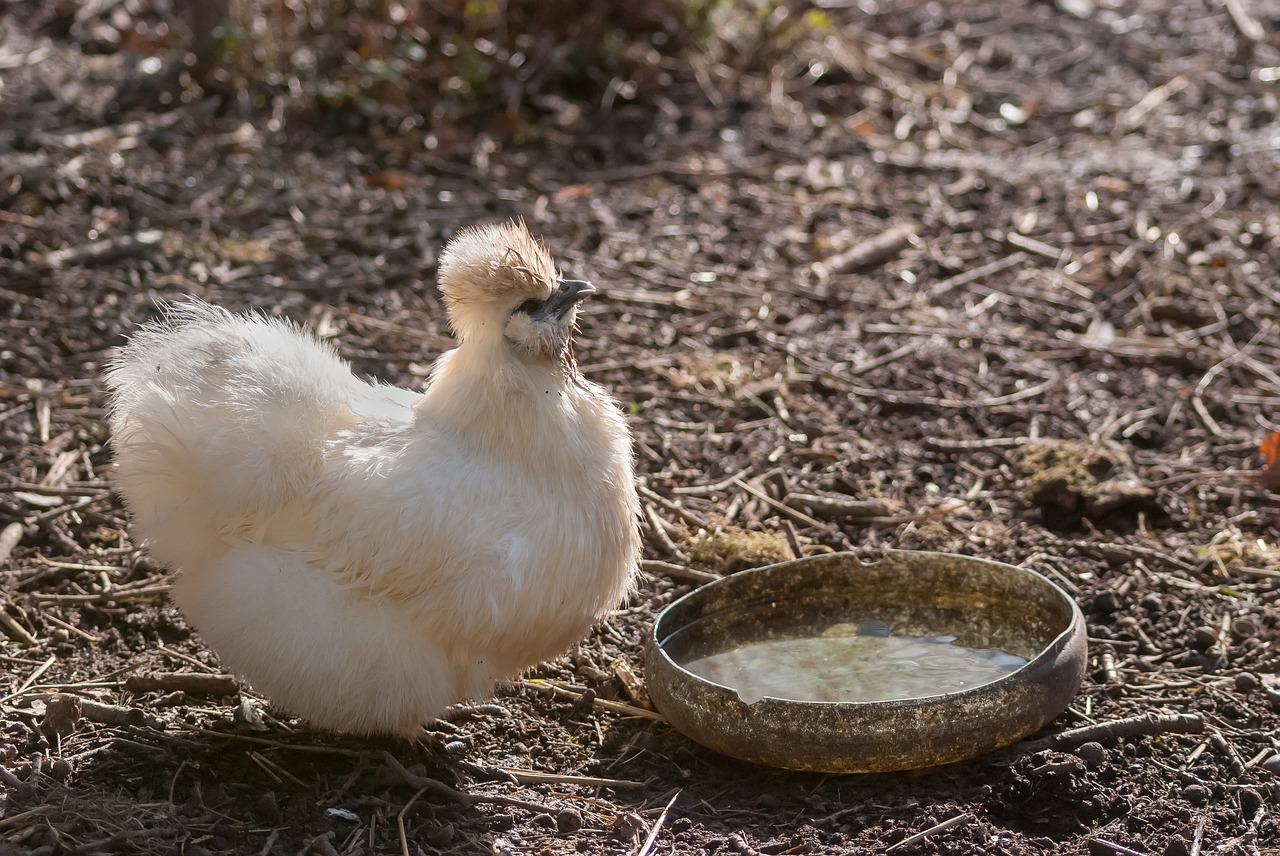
105, 221, 640, 737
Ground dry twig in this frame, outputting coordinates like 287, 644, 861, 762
732, 478, 825, 529
1089, 838, 1146, 856
784, 492, 895, 521
1013, 712, 1203, 754
125, 672, 240, 697
31, 585, 170, 605
927, 253, 1028, 299
1224, 0, 1265, 43
811, 222, 917, 280
42, 692, 163, 731
0, 596, 38, 646
643, 504, 689, 563
383, 752, 554, 814
885, 812, 973, 853
1, 654, 56, 703
522, 679, 665, 722
639, 559, 718, 584
499, 767, 645, 790
635, 790, 680, 856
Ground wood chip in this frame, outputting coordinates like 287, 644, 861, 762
0, 522, 24, 566
812, 222, 918, 280
125, 672, 240, 697
612, 658, 650, 708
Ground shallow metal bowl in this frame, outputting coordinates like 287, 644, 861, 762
645, 550, 1087, 773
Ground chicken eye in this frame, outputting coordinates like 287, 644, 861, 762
514, 297, 543, 316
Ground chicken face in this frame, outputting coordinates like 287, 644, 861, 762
503, 278, 595, 359
437, 220, 578, 351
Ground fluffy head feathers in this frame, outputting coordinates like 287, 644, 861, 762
437, 220, 557, 310
437, 220, 592, 362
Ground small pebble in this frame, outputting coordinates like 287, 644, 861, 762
1181, 783, 1209, 805
556, 808, 583, 834
425, 823, 455, 847
613, 812, 645, 842
443, 740, 467, 754
154, 690, 188, 708
1234, 673, 1259, 693
1093, 591, 1119, 614
1164, 836, 1189, 856
257, 792, 281, 821
1076, 742, 1107, 767
47, 758, 72, 780
1238, 787, 1263, 819
1189, 627, 1217, 651
1260, 755, 1280, 774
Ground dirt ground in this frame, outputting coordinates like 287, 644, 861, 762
3, 0, 1280, 853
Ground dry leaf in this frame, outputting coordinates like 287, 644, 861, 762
361, 170, 420, 190
553, 183, 596, 201
1255, 431, 1280, 490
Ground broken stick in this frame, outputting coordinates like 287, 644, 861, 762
125, 672, 240, 697
784, 493, 896, 521
1013, 711, 1203, 755
811, 222, 918, 280
383, 752, 553, 814
0, 595, 38, 647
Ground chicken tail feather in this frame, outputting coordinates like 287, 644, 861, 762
105, 300, 360, 561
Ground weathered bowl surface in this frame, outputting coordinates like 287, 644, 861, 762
645, 550, 1087, 773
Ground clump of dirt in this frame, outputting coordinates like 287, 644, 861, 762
1020, 439, 1157, 520
667, 352, 753, 397
683, 517, 794, 574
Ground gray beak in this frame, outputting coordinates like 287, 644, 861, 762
536, 279, 596, 319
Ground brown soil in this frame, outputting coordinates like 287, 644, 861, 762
2, 1, 1280, 854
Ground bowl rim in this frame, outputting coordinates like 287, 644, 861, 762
651, 548, 1080, 706
644, 549, 1089, 772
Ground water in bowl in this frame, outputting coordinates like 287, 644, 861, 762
680, 620, 1027, 704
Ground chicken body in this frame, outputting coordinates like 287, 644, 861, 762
105, 222, 640, 736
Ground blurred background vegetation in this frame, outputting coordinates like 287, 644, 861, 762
36, 0, 833, 143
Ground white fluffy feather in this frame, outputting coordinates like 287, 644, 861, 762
105, 222, 640, 736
